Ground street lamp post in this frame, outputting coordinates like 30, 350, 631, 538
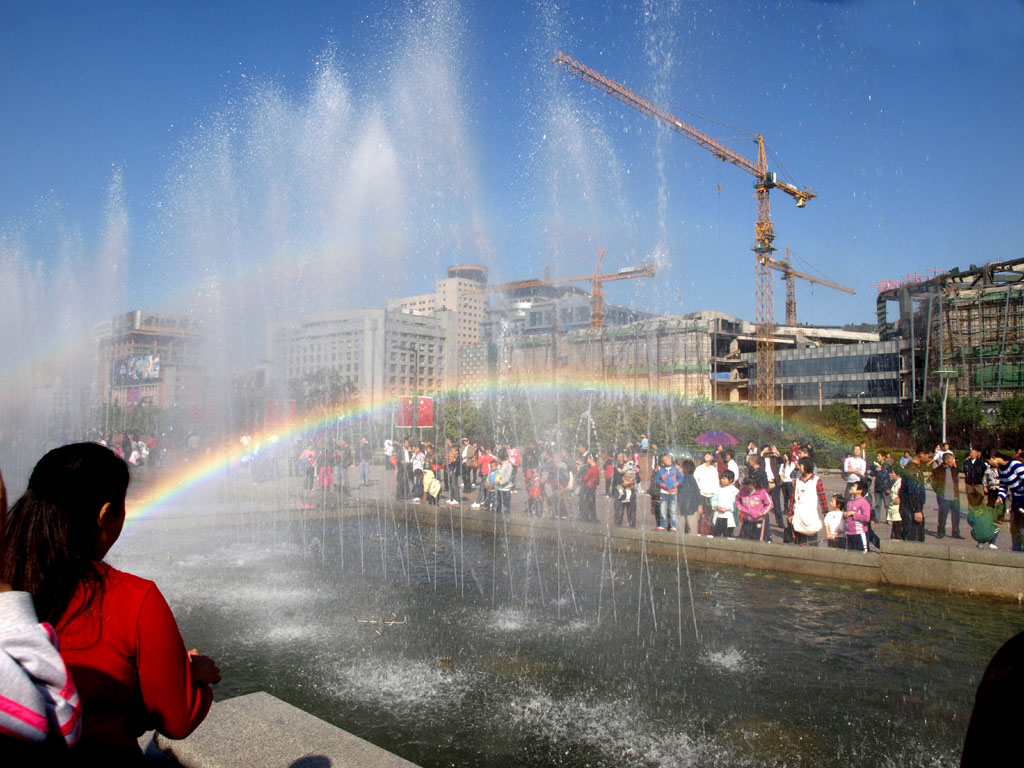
856, 391, 866, 425
583, 387, 596, 454
934, 370, 958, 445
394, 341, 421, 433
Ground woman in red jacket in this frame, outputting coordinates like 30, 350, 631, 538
2, 443, 219, 761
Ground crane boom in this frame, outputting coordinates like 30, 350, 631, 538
769, 247, 855, 324
553, 51, 818, 409
766, 261, 854, 296
552, 52, 816, 207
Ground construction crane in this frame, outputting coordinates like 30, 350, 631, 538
463, 249, 655, 329
775, 247, 855, 325
553, 51, 847, 410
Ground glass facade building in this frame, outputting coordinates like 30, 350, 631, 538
745, 340, 901, 407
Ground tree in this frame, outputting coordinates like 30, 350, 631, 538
435, 397, 486, 444
995, 395, 1024, 443
910, 392, 987, 448
795, 403, 864, 439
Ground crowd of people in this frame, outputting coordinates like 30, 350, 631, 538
296, 436, 374, 495
376, 434, 1024, 554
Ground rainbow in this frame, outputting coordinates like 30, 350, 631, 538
126, 375, 844, 524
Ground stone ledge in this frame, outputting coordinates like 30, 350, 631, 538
395, 505, 1024, 600
155, 691, 419, 768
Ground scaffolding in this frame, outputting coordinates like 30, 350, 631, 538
877, 258, 1024, 404
482, 317, 714, 400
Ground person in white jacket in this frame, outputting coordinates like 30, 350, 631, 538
694, 452, 721, 525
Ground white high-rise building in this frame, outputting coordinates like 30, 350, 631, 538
388, 264, 488, 347
269, 308, 458, 409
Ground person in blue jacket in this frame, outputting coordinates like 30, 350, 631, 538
654, 453, 684, 531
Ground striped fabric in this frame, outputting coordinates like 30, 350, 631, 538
997, 460, 1024, 501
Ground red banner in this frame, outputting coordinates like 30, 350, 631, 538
396, 397, 415, 428
264, 399, 279, 425
396, 396, 433, 428
416, 397, 433, 428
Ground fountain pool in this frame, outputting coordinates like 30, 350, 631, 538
111, 498, 1019, 767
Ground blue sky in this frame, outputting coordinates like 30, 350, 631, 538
2, 0, 1022, 341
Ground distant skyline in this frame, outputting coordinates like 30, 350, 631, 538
2, 0, 1022, 336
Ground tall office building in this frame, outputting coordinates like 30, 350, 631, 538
388, 264, 488, 347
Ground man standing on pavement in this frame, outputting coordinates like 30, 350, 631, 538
654, 453, 683, 531
870, 451, 894, 523
930, 451, 963, 539
843, 445, 867, 501
746, 453, 770, 490
694, 452, 720, 527
897, 447, 931, 542
961, 447, 988, 511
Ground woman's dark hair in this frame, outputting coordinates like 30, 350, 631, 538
2, 443, 130, 625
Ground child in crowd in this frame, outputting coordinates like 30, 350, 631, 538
648, 476, 661, 526
421, 467, 441, 505
710, 469, 739, 537
617, 461, 637, 504
844, 480, 873, 552
967, 505, 1000, 549
524, 467, 543, 516
886, 471, 903, 539
824, 494, 845, 548
736, 474, 772, 541
603, 454, 616, 497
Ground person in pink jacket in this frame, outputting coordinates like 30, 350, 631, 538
844, 480, 873, 552
736, 475, 773, 541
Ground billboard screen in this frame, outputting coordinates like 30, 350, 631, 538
112, 354, 160, 384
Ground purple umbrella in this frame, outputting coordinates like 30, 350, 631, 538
695, 431, 739, 446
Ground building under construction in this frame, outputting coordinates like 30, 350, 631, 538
877, 257, 1024, 408
459, 310, 885, 408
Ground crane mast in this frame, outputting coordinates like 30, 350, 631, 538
773, 247, 856, 325
553, 51, 817, 410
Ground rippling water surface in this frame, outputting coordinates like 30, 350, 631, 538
112, 503, 1021, 767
